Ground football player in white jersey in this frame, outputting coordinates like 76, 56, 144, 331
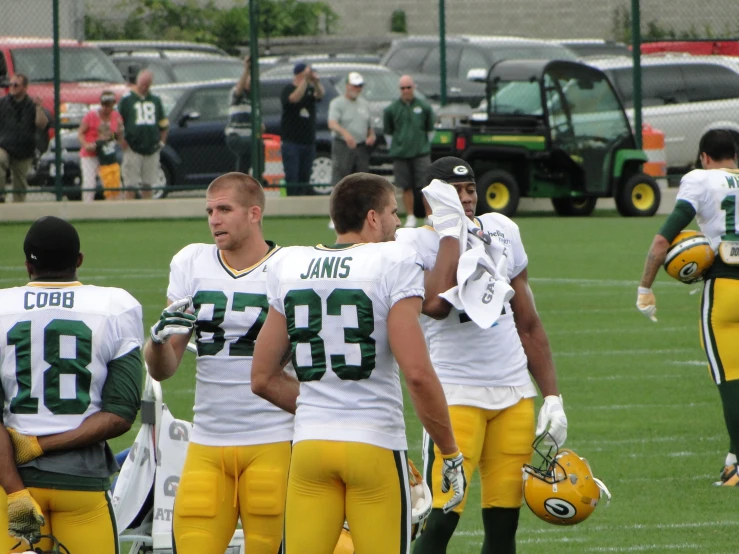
397, 157, 567, 554
637, 129, 739, 486
251, 172, 467, 554
144, 173, 293, 554
1, 216, 144, 553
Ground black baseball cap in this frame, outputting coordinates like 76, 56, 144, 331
24, 216, 80, 271
427, 156, 475, 184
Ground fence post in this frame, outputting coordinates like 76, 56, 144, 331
438, 0, 447, 107
249, 0, 263, 183
631, 0, 642, 149
53, 0, 63, 200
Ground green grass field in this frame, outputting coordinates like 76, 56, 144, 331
1, 212, 737, 553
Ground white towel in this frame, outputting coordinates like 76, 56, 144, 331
440, 244, 514, 329
422, 179, 467, 256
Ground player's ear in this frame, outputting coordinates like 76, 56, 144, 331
249, 205, 262, 225
76, 252, 84, 269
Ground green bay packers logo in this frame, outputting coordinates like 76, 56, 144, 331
453, 165, 469, 175
679, 262, 698, 280
544, 498, 576, 519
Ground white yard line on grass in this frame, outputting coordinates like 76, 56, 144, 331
457, 520, 738, 537
576, 402, 712, 411
549, 326, 691, 336
554, 348, 695, 357
588, 545, 701, 552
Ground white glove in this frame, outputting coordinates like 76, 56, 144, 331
535, 395, 568, 448
636, 286, 658, 322
150, 296, 196, 344
422, 179, 466, 241
440, 451, 467, 513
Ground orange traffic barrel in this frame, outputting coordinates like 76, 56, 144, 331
642, 124, 667, 189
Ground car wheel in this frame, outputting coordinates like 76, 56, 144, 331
551, 196, 597, 216
152, 163, 173, 200
476, 169, 520, 217
616, 173, 660, 217
310, 153, 333, 195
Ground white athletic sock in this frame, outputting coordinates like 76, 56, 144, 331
725, 453, 737, 467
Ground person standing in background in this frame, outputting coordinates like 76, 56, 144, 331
226, 55, 257, 175
280, 62, 324, 196
327, 71, 376, 229
118, 70, 169, 200
383, 75, 435, 228
0, 74, 48, 203
78, 91, 124, 202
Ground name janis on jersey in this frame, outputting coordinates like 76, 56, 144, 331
24, 290, 75, 310
300, 256, 352, 280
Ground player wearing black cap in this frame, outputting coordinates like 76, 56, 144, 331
0, 216, 144, 553
396, 158, 567, 554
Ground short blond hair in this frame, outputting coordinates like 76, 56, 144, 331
207, 172, 266, 211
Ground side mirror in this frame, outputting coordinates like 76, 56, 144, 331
466, 68, 487, 83
179, 111, 201, 127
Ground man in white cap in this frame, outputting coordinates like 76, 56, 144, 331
328, 73, 375, 184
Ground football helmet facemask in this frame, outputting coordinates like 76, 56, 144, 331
664, 230, 715, 284
522, 433, 611, 526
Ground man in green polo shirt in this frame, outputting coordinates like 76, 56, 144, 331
383, 75, 435, 228
118, 70, 169, 200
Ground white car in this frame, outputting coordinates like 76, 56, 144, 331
588, 55, 739, 172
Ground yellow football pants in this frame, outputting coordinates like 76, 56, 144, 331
1, 487, 117, 554
173, 441, 290, 554
425, 398, 535, 514
286, 440, 411, 554
100, 163, 121, 199
700, 278, 739, 384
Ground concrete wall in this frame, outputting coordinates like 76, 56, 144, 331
0, 0, 83, 40
82, 0, 739, 42
330, 0, 739, 39
0, 189, 677, 223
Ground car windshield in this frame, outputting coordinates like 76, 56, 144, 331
332, 71, 429, 102
155, 87, 189, 115
171, 60, 244, 83
11, 46, 125, 83
488, 69, 631, 142
490, 44, 577, 63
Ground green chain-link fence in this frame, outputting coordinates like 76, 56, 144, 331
2, 0, 738, 202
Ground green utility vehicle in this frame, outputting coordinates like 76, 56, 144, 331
431, 59, 661, 217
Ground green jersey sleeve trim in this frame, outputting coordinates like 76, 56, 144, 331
658, 200, 696, 243
101, 347, 143, 423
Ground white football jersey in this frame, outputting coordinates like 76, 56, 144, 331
167, 242, 294, 447
266, 242, 425, 451
1, 282, 143, 436
676, 168, 739, 248
395, 214, 531, 388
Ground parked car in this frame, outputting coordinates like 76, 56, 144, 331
641, 40, 739, 57
380, 35, 578, 106
91, 40, 229, 57
0, 36, 129, 127
106, 51, 245, 85
554, 39, 631, 59
588, 55, 739, 172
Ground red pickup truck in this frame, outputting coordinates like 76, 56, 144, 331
0, 36, 130, 128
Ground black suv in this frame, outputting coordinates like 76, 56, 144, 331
381, 35, 577, 106
104, 51, 243, 85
